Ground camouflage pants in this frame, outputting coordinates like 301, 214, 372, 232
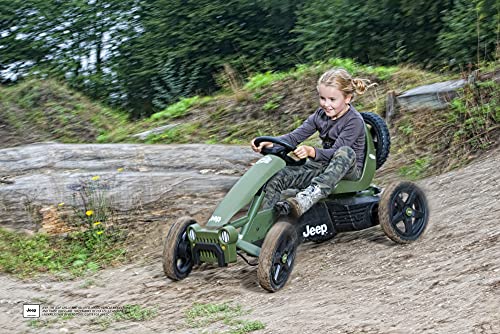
262, 146, 360, 209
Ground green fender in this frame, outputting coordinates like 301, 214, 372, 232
206, 155, 285, 227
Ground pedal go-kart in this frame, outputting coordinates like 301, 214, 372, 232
162, 112, 429, 292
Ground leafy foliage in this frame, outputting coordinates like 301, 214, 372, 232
1, 0, 497, 118
446, 80, 499, 151
150, 96, 212, 120
438, 0, 499, 66
294, 0, 454, 65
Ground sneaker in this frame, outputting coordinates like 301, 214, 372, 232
291, 185, 323, 217
286, 197, 303, 218
274, 201, 292, 216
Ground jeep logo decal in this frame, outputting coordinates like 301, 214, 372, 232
302, 224, 328, 238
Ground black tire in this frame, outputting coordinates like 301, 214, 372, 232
378, 182, 429, 243
162, 216, 196, 280
257, 221, 298, 292
361, 112, 391, 169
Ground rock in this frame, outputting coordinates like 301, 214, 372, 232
0, 143, 259, 232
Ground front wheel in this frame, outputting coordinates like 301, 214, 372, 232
257, 221, 298, 292
379, 182, 429, 243
162, 216, 197, 280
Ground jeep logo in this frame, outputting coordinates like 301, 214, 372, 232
302, 224, 328, 238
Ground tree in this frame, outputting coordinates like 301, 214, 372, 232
1, 0, 138, 99
294, 0, 454, 65
114, 0, 306, 117
438, 0, 498, 66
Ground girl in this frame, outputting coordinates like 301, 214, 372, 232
251, 68, 375, 218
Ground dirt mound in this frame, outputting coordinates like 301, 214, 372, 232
0, 80, 125, 148
1, 147, 498, 333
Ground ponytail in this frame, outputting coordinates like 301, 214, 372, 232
318, 68, 377, 99
351, 78, 377, 95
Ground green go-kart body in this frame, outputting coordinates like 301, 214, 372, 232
189, 125, 376, 265
162, 112, 430, 292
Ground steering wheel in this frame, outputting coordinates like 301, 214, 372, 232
253, 136, 306, 166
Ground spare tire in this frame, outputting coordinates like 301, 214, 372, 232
361, 112, 391, 169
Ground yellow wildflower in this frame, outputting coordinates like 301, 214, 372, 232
93, 221, 101, 226
96, 231, 104, 235
86, 210, 94, 216
117, 167, 124, 172
91, 175, 100, 181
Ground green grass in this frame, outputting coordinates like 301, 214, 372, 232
244, 57, 399, 91
150, 96, 213, 121
0, 228, 126, 278
28, 319, 55, 329
244, 71, 288, 91
91, 304, 158, 330
113, 304, 157, 321
441, 80, 499, 154
243, 57, 398, 92
326, 58, 399, 80
398, 157, 432, 180
144, 122, 202, 144
262, 94, 283, 112
185, 302, 265, 333
398, 120, 414, 136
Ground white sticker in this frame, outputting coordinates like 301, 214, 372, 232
208, 215, 222, 224
255, 156, 273, 165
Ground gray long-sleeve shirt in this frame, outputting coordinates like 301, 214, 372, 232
278, 106, 366, 170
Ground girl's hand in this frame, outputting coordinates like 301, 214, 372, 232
294, 145, 316, 159
251, 138, 273, 153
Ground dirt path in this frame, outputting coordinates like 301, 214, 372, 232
1, 148, 499, 334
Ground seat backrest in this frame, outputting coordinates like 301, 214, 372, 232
330, 125, 377, 195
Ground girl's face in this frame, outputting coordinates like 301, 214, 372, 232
318, 84, 352, 119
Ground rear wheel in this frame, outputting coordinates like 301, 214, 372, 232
379, 182, 429, 243
162, 216, 196, 280
257, 221, 298, 292
361, 112, 391, 169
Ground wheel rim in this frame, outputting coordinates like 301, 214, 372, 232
175, 231, 193, 274
271, 234, 296, 287
370, 127, 379, 147
389, 185, 427, 238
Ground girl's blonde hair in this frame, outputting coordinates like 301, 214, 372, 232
317, 68, 376, 98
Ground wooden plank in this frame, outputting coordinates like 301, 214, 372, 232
385, 90, 396, 124
395, 69, 499, 111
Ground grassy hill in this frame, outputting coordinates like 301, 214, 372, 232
0, 79, 127, 148
1, 58, 498, 180
100, 59, 452, 145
